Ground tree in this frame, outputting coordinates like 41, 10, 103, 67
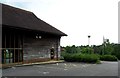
93, 45, 102, 54
102, 39, 114, 55
65, 45, 78, 53
112, 44, 120, 59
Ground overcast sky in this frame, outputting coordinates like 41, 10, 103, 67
1, 0, 119, 46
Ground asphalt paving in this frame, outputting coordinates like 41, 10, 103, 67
2, 61, 118, 76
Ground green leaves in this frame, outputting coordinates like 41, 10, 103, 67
61, 44, 119, 63
65, 45, 79, 53
63, 53, 100, 63
100, 55, 118, 61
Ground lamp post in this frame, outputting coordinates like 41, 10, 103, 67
88, 35, 91, 46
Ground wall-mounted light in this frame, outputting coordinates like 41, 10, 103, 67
39, 36, 42, 39
36, 34, 42, 39
36, 36, 38, 39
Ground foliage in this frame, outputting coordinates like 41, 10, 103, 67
104, 43, 114, 55
93, 43, 120, 60
61, 43, 120, 63
100, 55, 118, 61
64, 45, 94, 54
81, 47, 94, 54
63, 53, 100, 63
111, 44, 120, 60
65, 45, 79, 53
92, 45, 102, 54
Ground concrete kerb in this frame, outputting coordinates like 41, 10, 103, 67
16, 61, 65, 66
2, 60, 65, 69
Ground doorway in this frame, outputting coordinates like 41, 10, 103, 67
50, 48, 55, 59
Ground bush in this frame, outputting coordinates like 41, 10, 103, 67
63, 53, 78, 62
100, 55, 118, 61
63, 53, 100, 63
80, 54, 100, 63
65, 45, 79, 53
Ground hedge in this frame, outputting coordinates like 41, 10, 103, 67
100, 55, 118, 61
63, 53, 100, 63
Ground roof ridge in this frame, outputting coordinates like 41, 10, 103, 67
1, 3, 33, 14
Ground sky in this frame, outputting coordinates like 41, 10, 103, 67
1, 0, 119, 46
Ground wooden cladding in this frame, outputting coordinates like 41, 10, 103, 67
1, 27, 61, 65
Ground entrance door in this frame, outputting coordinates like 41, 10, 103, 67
50, 48, 55, 59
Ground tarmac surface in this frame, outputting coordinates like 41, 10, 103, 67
2, 61, 118, 76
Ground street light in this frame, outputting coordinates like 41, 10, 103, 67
88, 35, 91, 46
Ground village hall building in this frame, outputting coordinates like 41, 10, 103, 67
0, 3, 67, 66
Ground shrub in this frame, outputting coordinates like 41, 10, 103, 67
100, 55, 118, 61
63, 53, 78, 62
63, 53, 100, 63
80, 54, 100, 63
65, 45, 79, 53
